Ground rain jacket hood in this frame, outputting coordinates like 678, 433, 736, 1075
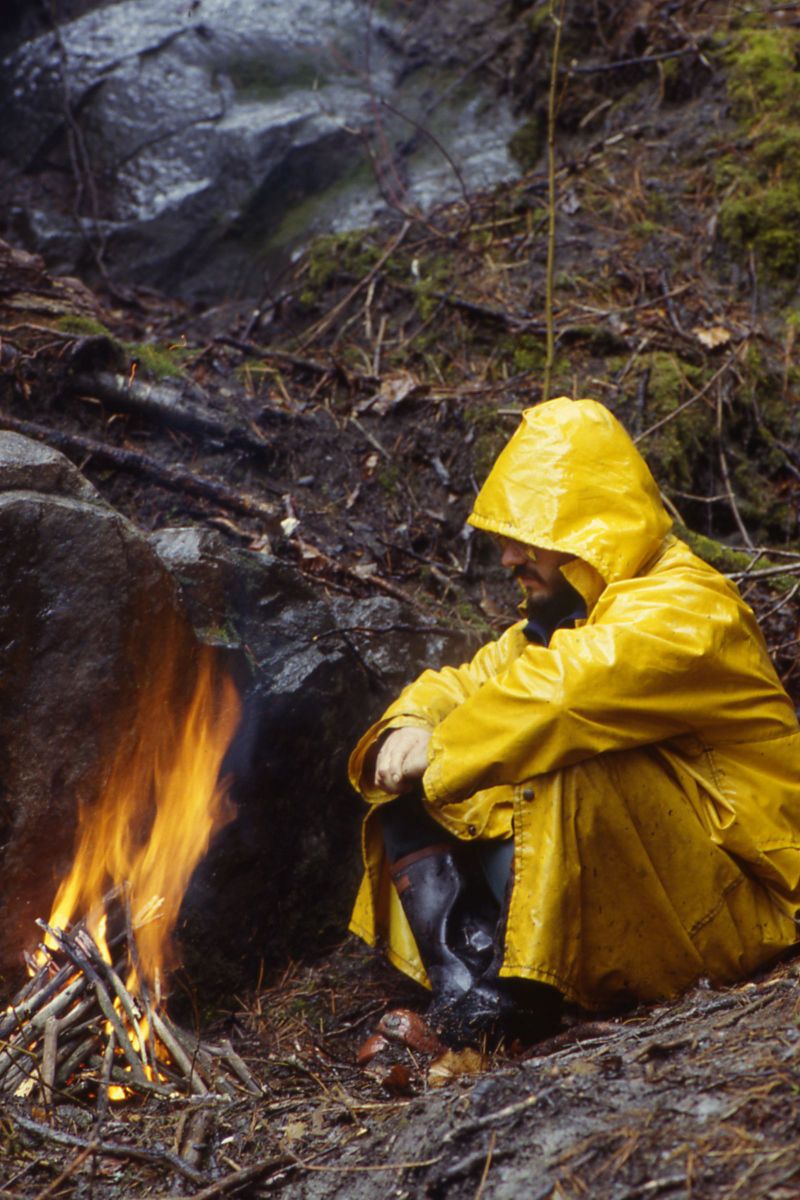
468, 397, 672, 607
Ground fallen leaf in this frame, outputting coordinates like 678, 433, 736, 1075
282, 1119, 307, 1143
382, 1063, 414, 1096
356, 370, 424, 417
427, 1046, 488, 1088
356, 1032, 389, 1065
692, 324, 731, 349
377, 1008, 445, 1054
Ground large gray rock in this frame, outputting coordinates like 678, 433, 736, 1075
0, 0, 517, 299
0, 433, 197, 990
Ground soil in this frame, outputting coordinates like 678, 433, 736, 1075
1, 2, 800, 1196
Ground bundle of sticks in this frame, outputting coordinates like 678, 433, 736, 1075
0, 890, 260, 1107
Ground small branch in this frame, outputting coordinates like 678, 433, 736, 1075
543, 0, 566, 404
67, 371, 274, 459
633, 351, 740, 444
566, 47, 700, 74
298, 221, 411, 348
10, 1111, 207, 1187
0, 413, 280, 518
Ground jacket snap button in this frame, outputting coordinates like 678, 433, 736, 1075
467, 824, 477, 836
522, 788, 534, 801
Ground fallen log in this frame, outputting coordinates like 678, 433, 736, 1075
65, 370, 279, 459
0, 412, 282, 517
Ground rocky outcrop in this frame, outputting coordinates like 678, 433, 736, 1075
0, 0, 517, 300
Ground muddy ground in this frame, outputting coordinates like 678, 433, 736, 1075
1, 2, 800, 1197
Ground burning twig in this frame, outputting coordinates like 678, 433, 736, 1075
0, 893, 262, 1107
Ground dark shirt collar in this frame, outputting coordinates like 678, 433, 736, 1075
522, 606, 586, 646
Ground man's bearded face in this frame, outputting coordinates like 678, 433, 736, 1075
496, 536, 576, 610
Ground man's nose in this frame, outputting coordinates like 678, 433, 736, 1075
500, 541, 527, 569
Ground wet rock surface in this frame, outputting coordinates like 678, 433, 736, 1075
0, 0, 517, 299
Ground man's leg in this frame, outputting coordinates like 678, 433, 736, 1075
378, 796, 496, 1009
378, 799, 561, 1044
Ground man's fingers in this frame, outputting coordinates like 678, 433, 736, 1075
374, 727, 431, 792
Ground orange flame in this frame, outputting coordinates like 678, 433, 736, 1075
47, 643, 241, 992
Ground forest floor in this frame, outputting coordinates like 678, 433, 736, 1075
2, 1, 800, 1196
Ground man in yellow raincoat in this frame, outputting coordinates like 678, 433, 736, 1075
349, 397, 800, 1044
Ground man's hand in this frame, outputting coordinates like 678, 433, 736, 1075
374, 727, 432, 794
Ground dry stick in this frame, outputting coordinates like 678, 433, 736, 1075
56, 1033, 103, 1086
122, 889, 160, 1079
171, 1154, 297, 1200
386, 277, 548, 331
10, 1112, 207, 1187
40, 1017, 58, 1105
67, 371, 272, 458
96, 1028, 116, 1120
716, 388, 754, 550
29, 1143, 96, 1200
542, 0, 566, 404
215, 335, 377, 384
39, 923, 149, 1087
0, 413, 280, 518
633, 351, 740, 444
216, 1038, 262, 1095
474, 1130, 497, 1200
85, 952, 148, 1073
0, 976, 91, 1087
0, 961, 76, 1040
727, 563, 800, 582
167, 1023, 240, 1100
151, 1012, 208, 1096
298, 220, 411, 348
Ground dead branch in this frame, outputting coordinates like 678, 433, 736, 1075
633, 351, 740, 444
9, 1111, 208, 1186
66, 371, 274, 459
298, 220, 411, 348
0, 413, 280, 519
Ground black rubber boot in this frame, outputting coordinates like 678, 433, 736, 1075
389, 844, 494, 1010
434, 876, 563, 1049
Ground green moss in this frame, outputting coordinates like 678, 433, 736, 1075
509, 114, 546, 170
631, 352, 709, 491
631, 219, 659, 240
720, 184, 800, 276
510, 333, 547, 373
123, 341, 187, 380
55, 315, 112, 337
677, 527, 756, 573
304, 228, 381, 292
717, 26, 800, 280
724, 30, 800, 119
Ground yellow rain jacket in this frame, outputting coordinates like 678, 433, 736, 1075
349, 398, 800, 1010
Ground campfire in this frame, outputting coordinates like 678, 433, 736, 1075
0, 645, 260, 1106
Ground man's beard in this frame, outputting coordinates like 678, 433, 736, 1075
523, 577, 584, 627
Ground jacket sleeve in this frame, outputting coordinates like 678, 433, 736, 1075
348, 624, 525, 801
423, 571, 794, 806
